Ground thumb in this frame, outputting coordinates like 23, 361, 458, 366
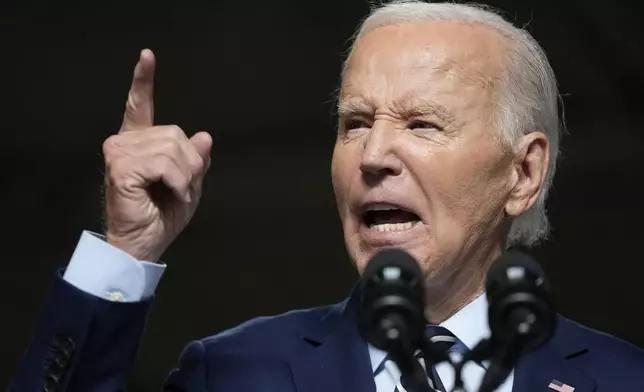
190, 131, 213, 171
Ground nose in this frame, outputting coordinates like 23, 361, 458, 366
359, 124, 403, 180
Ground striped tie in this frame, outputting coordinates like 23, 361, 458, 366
374, 326, 466, 392
424, 326, 465, 391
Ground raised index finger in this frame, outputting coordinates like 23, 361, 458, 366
120, 49, 155, 132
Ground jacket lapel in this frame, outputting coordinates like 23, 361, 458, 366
512, 316, 596, 392
290, 287, 375, 392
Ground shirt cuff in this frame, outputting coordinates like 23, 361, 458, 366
62, 231, 166, 302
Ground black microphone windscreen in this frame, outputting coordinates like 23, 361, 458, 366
362, 248, 422, 282
485, 250, 548, 297
359, 248, 426, 353
485, 250, 555, 352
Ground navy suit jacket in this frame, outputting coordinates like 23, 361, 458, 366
10, 271, 644, 391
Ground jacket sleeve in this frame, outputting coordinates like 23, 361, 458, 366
9, 270, 153, 392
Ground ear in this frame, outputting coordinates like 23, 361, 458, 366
505, 132, 550, 217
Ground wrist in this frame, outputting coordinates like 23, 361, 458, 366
105, 232, 164, 262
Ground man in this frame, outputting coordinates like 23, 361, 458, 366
10, 1, 644, 391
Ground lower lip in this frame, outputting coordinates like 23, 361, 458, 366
359, 221, 423, 245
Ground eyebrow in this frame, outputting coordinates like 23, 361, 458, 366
400, 99, 456, 123
337, 95, 455, 123
337, 97, 372, 117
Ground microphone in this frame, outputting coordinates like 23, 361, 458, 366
358, 248, 431, 392
485, 250, 555, 352
478, 250, 556, 392
358, 248, 426, 353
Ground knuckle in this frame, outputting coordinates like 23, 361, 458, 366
172, 140, 185, 158
188, 154, 205, 175
164, 124, 185, 139
159, 138, 183, 160
186, 147, 206, 175
102, 135, 121, 156
168, 158, 191, 185
164, 158, 191, 188
180, 174, 192, 190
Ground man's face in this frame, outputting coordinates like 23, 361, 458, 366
332, 21, 518, 282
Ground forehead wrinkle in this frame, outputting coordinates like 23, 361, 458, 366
339, 85, 457, 122
339, 33, 503, 119
393, 94, 456, 123
408, 50, 499, 92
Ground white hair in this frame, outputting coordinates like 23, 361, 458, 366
342, 0, 563, 248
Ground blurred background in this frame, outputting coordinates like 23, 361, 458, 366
2, 0, 643, 390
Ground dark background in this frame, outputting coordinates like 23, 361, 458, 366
2, 0, 643, 390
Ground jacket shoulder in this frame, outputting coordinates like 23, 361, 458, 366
165, 304, 340, 390
199, 302, 340, 358
558, 316, 644, 389
562, 317, 644, 362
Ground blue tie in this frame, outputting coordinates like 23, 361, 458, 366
423, 326, 468, 391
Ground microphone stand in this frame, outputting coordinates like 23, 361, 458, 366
451, 338, 497, 392
417, 337, 453, 392
378, 314, 432, 392
451, 304, 544, 392
450, 333, 522, 391
389, 342, 433, 392
477, 344, 519, 392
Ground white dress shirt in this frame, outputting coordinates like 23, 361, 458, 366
369, 294, 514, 391
63, 231, 513, 391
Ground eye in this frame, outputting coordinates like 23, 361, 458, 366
343, 117, 371, 132
408, 120, 441, 132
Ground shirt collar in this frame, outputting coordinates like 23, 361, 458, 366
368, 293, 490, 372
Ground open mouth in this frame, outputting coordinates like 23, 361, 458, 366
361, 204, 421, 232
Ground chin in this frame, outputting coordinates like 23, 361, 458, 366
345, 242, 374, 276
348, 240, 429, 277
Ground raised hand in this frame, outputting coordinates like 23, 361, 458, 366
102, 49, 212, 261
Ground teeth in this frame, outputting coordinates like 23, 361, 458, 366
370, 222, 415, 232
368, 204, 401, 211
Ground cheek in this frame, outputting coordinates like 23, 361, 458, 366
331, 143, 357, 214
417, 143, 510, 237
332, 143, 368, 268
330, 147, 345, 200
